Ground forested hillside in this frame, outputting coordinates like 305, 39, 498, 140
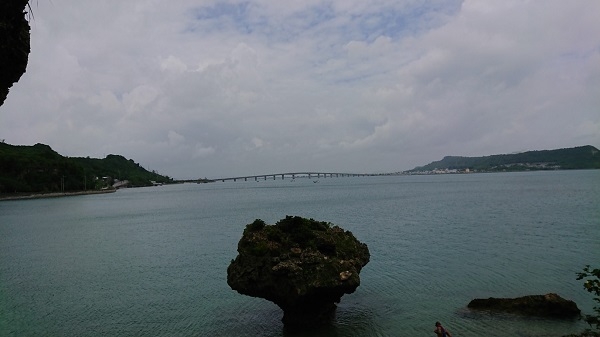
409, 145, 600, 172
0, 142, 172, 193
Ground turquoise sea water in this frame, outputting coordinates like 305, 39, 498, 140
1, 170, 599, 337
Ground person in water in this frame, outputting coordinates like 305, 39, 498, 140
434, 321, 453, 337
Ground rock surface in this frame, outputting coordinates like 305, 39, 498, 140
467, 293, 581, 318
0, 0, 30, 107
227, 216, 370, 329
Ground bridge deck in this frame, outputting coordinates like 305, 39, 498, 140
211, 172, 370, 182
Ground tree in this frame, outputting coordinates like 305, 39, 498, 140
578, 266, 600, 329
567, 266, 600, 336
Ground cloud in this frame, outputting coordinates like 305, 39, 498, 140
168, 130, 185, 147
193, 143, 216, 159
0, 0, 598, 178
161, 56, 188, 73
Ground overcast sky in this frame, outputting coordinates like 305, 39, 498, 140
1, 1, 599, 179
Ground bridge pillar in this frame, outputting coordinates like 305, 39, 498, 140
292, 174, 295, 179
264, 176, 266, 180
281, 174, 284, 180
308, 174, 311, 179
244, 177, 247, 181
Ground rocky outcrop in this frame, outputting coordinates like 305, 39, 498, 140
227, 216, 370, 329
467, 293, 581, 318
0, 0, 30, 107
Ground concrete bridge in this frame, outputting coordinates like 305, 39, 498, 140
211, 172, 371, 182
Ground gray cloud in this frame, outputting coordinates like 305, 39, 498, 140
1, 0, 599, 179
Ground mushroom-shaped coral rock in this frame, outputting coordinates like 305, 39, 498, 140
227, 216, 370, 329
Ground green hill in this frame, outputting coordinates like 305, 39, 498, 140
408, 145, 600, 173
0, 142, 173, 193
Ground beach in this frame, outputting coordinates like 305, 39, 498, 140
0, 189, 117, 201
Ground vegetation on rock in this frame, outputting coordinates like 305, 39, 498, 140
227, 216, 370, 329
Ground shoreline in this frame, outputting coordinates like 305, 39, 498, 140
0, 189, 117, 201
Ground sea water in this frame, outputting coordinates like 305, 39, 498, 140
1, 170, 599, 337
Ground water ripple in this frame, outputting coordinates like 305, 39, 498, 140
0, 171, 598, 336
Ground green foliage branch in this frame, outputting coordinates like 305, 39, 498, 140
578, 266, 600, 330
565, 265, 600, 337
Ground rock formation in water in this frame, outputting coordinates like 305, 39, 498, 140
0, 0, 31, 107
227, 216, 370, 329
468, 293, 581, 318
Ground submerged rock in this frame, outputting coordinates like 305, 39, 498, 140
227, 216, 370, 329
467, 293, 581, 318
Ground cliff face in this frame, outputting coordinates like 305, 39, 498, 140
227, 216, 370, 329
0, 0, 30, 107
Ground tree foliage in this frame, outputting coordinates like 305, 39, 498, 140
578, 266, 600, 331
565, 266, 600, 337
0, 142, 172, 194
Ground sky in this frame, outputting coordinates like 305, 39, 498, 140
1, 0, 599, 179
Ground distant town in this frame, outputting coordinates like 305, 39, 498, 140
405, 162, 562, 175
403, 145, 598, 175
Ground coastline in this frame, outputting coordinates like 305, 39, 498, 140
0, 189, 117, 201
